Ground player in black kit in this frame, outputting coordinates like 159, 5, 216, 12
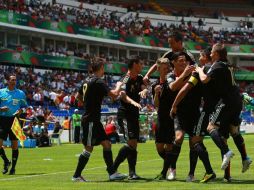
152, 58, 176, 180
144, 31, 195, 84
170, 48, 216, 183
72, 58, 126, 182
113, 55, 148, 180
197, 43, 252, 181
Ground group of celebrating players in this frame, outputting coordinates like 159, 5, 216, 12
72, 31, 252, 183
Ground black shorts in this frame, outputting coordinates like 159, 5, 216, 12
192, 111, 209, 137
82, 120, 108, 146
155, 116, 174, 144
117, 113, 139, 140
209, 100, 242, 139
174, 111, 200, 137
0, 116, 18, 141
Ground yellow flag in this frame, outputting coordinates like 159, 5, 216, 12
11, 117, 26, 147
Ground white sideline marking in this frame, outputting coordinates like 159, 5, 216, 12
0, 159, 161, 181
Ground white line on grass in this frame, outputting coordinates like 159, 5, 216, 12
0, 158, 161, 181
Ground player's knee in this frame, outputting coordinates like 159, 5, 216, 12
127, 141, 137, 149
229, 125, 240, 137
174, 137, 183, 145
81, 150, 91, 158
207, 124, 217, 134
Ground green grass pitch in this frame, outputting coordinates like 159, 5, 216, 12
0, 134, 254, 190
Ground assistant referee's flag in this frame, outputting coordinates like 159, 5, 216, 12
11, 117, 26, 147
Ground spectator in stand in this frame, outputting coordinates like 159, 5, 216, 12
23, 121, 35, 139
50, 121, 63, 139
26, 106, 34, 119
33, 88, 43, 106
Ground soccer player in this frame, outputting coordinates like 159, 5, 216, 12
151, 58, 176, 180
197, 43, 252, 181
167, 52, 215, 182
72, 58, 126, 182
143, 31, 195, 84
170, 48, 216, 183
113, 55, 148, 180
0, 73, 28, 175
143, 32, 197, 179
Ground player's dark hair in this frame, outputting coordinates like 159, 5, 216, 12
171, 51, 188, 61
213, 43, 228, 62
6, 73, 16, 81
169, 31, 183, 42
90, 57, 105, 72
201, 46, 212, 61
128, 55, 142, 69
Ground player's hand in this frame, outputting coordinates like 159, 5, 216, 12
154, 85, 162, 94
143, 75, 150, 86
13, 109, 22, 116
139, 89, 148, 98
195, 66, 203, 73
131, 101, 142, 109
116, 81, 123, 87
182, 65, 196, 77
170, 106, 177, 119
0, 106, 9, 112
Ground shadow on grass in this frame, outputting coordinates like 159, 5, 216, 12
9, 173, 46, 176
85, 177, 254, 185
210, 177, 254, 184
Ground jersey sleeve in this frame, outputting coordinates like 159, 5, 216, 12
166, 73, 175, 85
188, 72, 199, 86
20, 90, 28, 108
151, 81, 158, 97
206, 62, 221, 79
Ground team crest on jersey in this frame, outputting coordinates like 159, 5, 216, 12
12, 99, 19, 105
131, 85, 135, 92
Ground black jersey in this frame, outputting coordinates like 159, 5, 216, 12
118, 74, 144, 118
188, 65, 219, 113
78, 76, 109, 121
177, 71, 202, 117
206, 61, 240, 105
152, 79, 177, 117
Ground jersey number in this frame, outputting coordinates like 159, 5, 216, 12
82, 83, 88, 100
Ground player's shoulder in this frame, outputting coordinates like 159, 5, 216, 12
16, 89, 26, 95
137, 74, 143, 79
0, 88, 6, 93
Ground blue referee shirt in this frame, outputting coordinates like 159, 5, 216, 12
0, 87, 27, 117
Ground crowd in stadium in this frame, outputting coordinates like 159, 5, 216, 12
0, 63, 253, 114
0, 65, 154, 110
0, 0, 253, 49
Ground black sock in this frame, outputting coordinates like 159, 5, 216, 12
232, 134, 247, 161
127, 148, 137, 175
210, 129, 229, 155
189, 148, 198, 176
158, 150, 165, 160
170, 142, 181, 170
161, 151, 171, 177
194, 143, 213, 174
73, 151, 90, 178
113, 145, 130, 171
103, 149, 114, 175
0, 148, 9, 163
11, 149, 19, 170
